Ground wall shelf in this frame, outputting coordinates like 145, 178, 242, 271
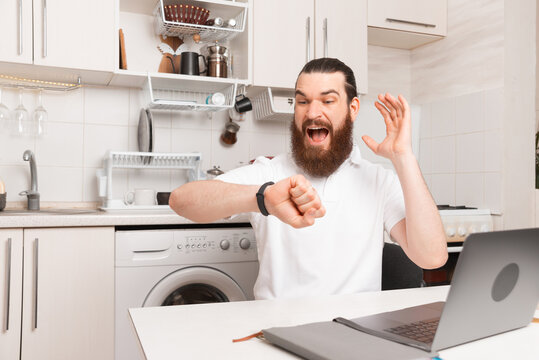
153, 0, 247, 42
143, 73, 238, 111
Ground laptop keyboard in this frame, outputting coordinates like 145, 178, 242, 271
384, 318, 439, 344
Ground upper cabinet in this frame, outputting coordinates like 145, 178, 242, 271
252, 0, 368, 94
368, 0, 447, 50
315, 0, 367, 95
0, 0, 115, 72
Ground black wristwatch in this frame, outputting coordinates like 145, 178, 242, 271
256, 182, 274, 216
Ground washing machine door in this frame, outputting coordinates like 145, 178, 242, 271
143, 266, 247, 307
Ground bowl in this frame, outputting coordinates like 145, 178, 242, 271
164, 4, 210, 25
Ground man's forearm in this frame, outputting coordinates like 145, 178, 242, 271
169, 180, 259, 222
392, 153, 448, 268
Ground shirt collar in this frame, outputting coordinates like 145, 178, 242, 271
349, 144, 362, 166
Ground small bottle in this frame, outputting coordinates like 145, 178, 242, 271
213, 17, 224, 27
225, 18, 237, 28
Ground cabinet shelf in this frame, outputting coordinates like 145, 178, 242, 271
153, 0, 247, 42
144, 73, 238, 111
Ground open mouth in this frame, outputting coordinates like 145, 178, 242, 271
307, 126, 330, 144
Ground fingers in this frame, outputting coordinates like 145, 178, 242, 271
362, 135, 379, 154
288, 206, 326, 229
377, 93, 407, 127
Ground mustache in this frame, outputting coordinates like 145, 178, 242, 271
301, 119, 333, 134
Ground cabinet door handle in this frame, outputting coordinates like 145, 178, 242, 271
18, 0, 23, 55
4, 238, 12, 331
306, 17, 311, 62
323, 18, 328, 57
43, 0, 48, 58
33, 238, 39, 329
386, 18, 436, 28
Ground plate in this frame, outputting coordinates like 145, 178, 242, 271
138, 108, 153, 164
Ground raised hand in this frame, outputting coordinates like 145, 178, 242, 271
362, 93, 413, 162
264, 174, 325, 228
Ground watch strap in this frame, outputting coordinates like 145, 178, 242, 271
256, 182, 274, 216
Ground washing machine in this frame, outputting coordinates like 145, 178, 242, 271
115, 225, 259, 360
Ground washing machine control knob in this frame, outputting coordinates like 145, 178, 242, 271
239, 238, 251, 250
220, 239, 230, 250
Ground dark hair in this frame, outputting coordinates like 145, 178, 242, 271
296, 58, 358, 104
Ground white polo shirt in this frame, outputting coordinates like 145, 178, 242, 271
216, 145, 405, 300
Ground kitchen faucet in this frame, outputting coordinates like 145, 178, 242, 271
19, 149, 40, 210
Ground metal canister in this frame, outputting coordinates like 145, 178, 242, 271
207, 44, 228, 78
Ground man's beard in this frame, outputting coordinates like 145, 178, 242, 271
290, 110, 354, 178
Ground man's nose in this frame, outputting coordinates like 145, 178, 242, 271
306, 101, 323, 119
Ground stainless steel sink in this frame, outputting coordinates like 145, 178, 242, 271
0, 208, 101, 215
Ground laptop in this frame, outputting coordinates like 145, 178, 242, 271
333, 228, 539, 352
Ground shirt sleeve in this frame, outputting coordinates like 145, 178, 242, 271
215, 156, 274, 185
383, 170, 406, 234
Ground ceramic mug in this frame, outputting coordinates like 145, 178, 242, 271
124, 189, 156, 206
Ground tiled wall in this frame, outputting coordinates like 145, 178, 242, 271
418, 88, 504, 213
0, 85, 293, 205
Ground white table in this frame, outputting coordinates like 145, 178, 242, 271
129, 286, 539, 359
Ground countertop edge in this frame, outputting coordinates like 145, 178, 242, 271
0, 212, 251, 228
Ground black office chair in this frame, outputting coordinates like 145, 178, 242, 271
382, 242, 425, 290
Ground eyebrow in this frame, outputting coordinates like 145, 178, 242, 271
295, 89, 340, 97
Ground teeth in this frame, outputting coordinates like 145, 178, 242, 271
309, 127, 324, 130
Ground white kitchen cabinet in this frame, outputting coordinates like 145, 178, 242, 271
0, 0, 115, 72
252, 0, 367, 94
314, 0, 367, 95
18, 227, 114, 360
368, 0, 447, 50
0, 229, 23, 360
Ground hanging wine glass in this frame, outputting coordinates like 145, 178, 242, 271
33, 89, 48, 136
0, 88, 11, 131
12, 88, 31, 136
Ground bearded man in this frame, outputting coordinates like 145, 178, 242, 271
169, 58, 448, 300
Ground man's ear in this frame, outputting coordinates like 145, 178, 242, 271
349, 96, 360, 123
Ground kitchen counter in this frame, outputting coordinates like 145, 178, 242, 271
0, 209, 250, 228
129, 286, 539, 360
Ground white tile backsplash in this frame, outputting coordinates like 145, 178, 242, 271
431, 136, 456, 174
455, 92, 484, 133
456, 173, 484, 208
43, 89, 84, 123
35, 122, 84, 167
249, 131, 287, 160
456, 132, 485, 173
0, 165, 32, 202
419, 138, 432, 174
419, 103, 432, 139
417, 87, 504, 210
84, 124, 129, 168
430, 174, 456, 205
484, 130, 503, 172
84, 87, 129, 125
39, 167, 84, 202
431, 98, 456, 137
484, 172, 502, 213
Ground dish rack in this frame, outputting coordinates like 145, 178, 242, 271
251, 87, 295, 121
153, 0, 247, 42
97, 151, 202, 211
144, 74, 237, 112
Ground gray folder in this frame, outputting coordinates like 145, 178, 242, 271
263, 320, 438, 360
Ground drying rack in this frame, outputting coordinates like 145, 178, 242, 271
97, 151, 202, 211
153, 0, 247, 42
143, 73, 238, 112
251, 87, 295, 121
